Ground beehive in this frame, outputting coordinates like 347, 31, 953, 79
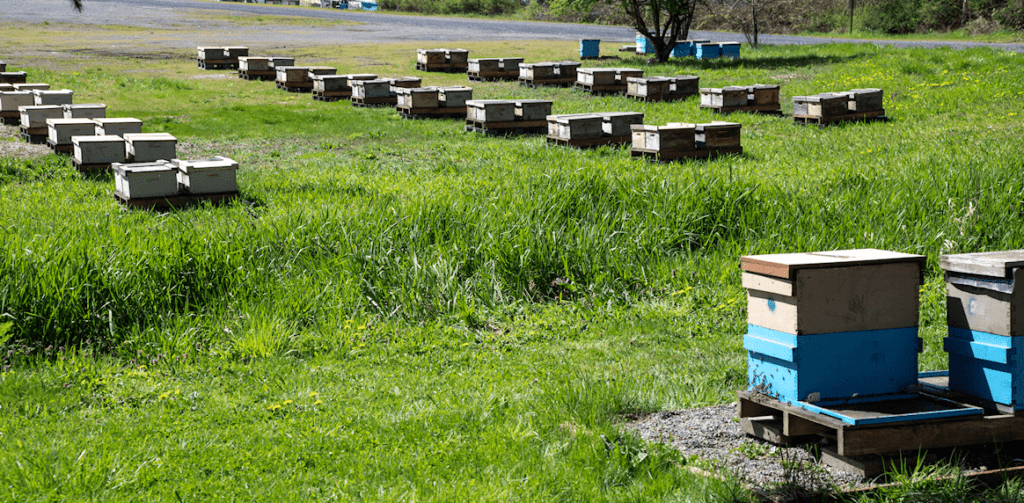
276, 66, 311, 86
63, 104, 107, 119
719, 42, 742, 58
792, 96, 810, 116
466, 100, 514, 123
0, 72, 28, 84
700, 87, 746, 108
941, 251, 1024, 409
267, 57, 296, 69
468, 59, 501, 73
580, 39, 600, 58
0, 84, 13, 92
225, 47, 249, 59
616, 68, 643, 84
173, 156, 239, 195
0, 91, 33, 113
47, 118, 97, 145
630, 123, 695, 152
669, 75, 699, 95
94, 118, 143, 137
635, 34, 655, 54
520, 63, 555, 80
601, 112, 644, 137
197, 47, 227, 60
239, 57, 270, 72
806, 93, 848, 117
695, 121, 742, 148
627, 77, 670, 98
499, 58, 524, 72
552, 115, 603, 140
696, 43, 720, 59
515, 100, 552, 121
113, 161, 178, 199
123, 133, 177, 163
577, 68, 616, 86
19, 105, 64, 128
417, 49, 446, 65
14, 83, 49, 92
742, 249, 926, 403
388, 77, 422, 94
313, 75, 349, 93
556, 62, 581, 80
747, 84, 780, 106
845, 88, 884, 112
0, 61, 5, 72
33, 89, 73, 106
307, 66, 337, 78
396, 87, 439, 109
439, 87, 472, 108
73, 135, 126, 165
351, 80, 390, 99
445, 49, 469, 66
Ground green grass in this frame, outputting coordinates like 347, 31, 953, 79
0, 39, 1023, 501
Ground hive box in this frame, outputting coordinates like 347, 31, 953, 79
466, 100, 514, 122
701, 87, 746, 108
792, 96, 810, 116
499, 58, 524, 71
669, 75, 699, 96
578, 68, 617, 86
515, 100, 551, 121
941, 251, 1024, 409
123, 133, 177, 163
627, 77, 670, 97
742, 248, 926, 403
395, 87, 439, 109
313, 75, 348, 93
351, 80, 390, 99
239, 57, 270, 72
94, 118, 143, 137
601, 112, 644, 137
276, 67, 311, 85
556, 62, 581, 80
445, 49, 469, 66
468, 58, 500, 73
631, 123, 695, 152
0, 84, 13, 92
173, 157, 239, 195
47, 118, 97, 145
63, 104, 107, 119
551, 115, 603, 140
417, 49, 446, 65
33, 89, 73, 106
307, 66, 337, 79
696, 43, 720, 59
845, 88, 884, 112
806, 93, 848, 117
519, 63, 555, 80
14, 83, 49, 92
197, 47, 226, 60
0, 91, 34, 113
580, 39, 600, 58
696, 122, 741, 148
225, 47, 249, 59
19, 105, 64, 128
267, 57, 296, 69
0, 72, 28, 84
748, 84, 780, 106
0, 61, 5, 72
439, 87, 472, 108
113, 161, 178, 199
387, 77, 422, 95
73, 135, 126, 165
719, 42, 741, 58
615, 68, 643, 84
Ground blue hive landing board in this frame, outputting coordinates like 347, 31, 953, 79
945, 327, 1024, 409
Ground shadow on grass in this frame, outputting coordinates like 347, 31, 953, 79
619, 52, 871, 71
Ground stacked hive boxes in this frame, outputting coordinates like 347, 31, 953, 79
793, 89, 885, 123
518, 61, 579, 87
740, 249, 926, 405
465, 99, 552, 134
238, 57, 275, 81
313, 74, 376, 101
546, 112, 643, 147
72, 119, 143, 169
700, 84, 781, 113
197, 47, 248, 69
631, 121, 743, 161
626, 76, 698, 102
47, 118, 96, 153
416, 48, 469, 72
940, 251, 1024, 410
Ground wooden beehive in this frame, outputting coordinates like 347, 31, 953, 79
514, 100, 552, 121
556, 61, 580, 80
468, 59, 501, 73
352, 80, 390, 99
239, 57, 270, 72
47, 118, 97, 145
123, 133, 177, 163
806, 93, 848, 117
395, 87, 439, 109
417, 49, 445, 65
173, 156, 239, 195
113, 161, 178, 199
631, 123, 695, 152
601, 112, 644, 137
14, 83, 49, 92
0, 71, 29, 84
73, 135, 126, 165
626, 77, 670, 97
742, 248, 926, 403
466, 100, 515, 123
445, 49, 469, 66
700, 87, 746, 108
388, 77, 422, 93
0, 84, 13, 92
225, 47, 249, 59
499, 58, 524, 72
577, 68, 616, 86
276, 66, 311, 86
197, 47, 227, 60
520, 63, 555, 80
307, 66, 337, 78
33, 89, 73, 106
552, 115, 603, 140
19, 105, 64, 128
94, 118, 143, 137
845, 88, 884, 112
792, 96, 810, 116
267, 57, 296, 69
63, 104, 107, 120
669, 75, 699, 96
696, 121, 742, 148
616, 68, 643, 84
438, 87, 472, 108
748, 84, 780, 106
313, 75, 349, 93
0, 91, 33, 112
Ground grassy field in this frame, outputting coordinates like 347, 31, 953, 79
1, 24, 1023, 501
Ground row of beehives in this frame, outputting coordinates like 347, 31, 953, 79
196, 46, 250, 69
113, 156, 239, 201
741, 247, 1024, 412
416, 49, 470, 72
794, 88, 885, 117
634, 37, 741, 60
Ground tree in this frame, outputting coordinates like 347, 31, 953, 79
619, 0, 701, 62
70, 0, 82, 11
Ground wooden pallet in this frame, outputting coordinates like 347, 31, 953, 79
396, 106, 466, 119
45, 139, 73, 155
573, 83, 627, 96
197, 59, 237, 70
518, 77, 575, 89
0, 111, 19, 126
313, 91, 352, 102
467, 71, 517, 82
630, 146, 744, 161
627, 92, 695, 103
351, 96, 397, 107
276, 82, 313, 93
237, 70, 275, 81
546, 134, 631, 149
701, 103, 784, 115
20, 126, 46, 144
416, 63, 467, 73
794, 109, 887, 125
72, 160, 112, 173
114, 190, 239, 210
465, 119, 547, 136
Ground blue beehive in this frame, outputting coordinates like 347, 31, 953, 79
362, 0, 378, 10
695, 43, 720, 60
636, 34, 655, 54
941, 251, 1024, 409
741, 249, 926, 404
670, 42, 690, 58
719, 41, 741, 58
337, 1, 348, 8
580, 39, 600, 59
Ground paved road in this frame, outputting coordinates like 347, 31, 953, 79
2, 0, 1022, 51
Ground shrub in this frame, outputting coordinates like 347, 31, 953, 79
865, 0, 921, 33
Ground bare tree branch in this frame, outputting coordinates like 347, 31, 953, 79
71, 0, 83, 12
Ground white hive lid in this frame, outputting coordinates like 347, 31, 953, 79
941, 250, 1024, 278
741, 248, 927, 280
74, 135, 123, 144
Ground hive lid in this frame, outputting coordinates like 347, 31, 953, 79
741, 248, 926, 279
47, 118, 96, 126
239, 56, 269, 62
940, 250, 1024, 278
172, 156, 238, 172
73, 135, 123, 144
123, 133, 176, 142
345, 74, 378, 79
94, 118, 142, 125
112, 161, 175, 175
64, 103, 106, 110
514, 99, 552, 105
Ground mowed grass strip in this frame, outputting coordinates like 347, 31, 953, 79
0, 39, 1022, 500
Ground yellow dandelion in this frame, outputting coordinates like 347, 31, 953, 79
283, 400, 293, 405
314, 400, 323, 405
308, 391, 319, 398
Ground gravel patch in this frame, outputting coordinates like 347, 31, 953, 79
0, 126, 50, 159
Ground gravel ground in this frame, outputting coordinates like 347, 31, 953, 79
0, 125, 50, 159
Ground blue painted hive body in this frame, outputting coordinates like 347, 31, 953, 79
362, 0, 378, 10
696, 43, 720, 60
580, 39, 600, 58
671, 42, 690, 58
741, 249, 926, 404
719, 42, 741, 58
636, 34, 655, 54
941, 250, 1024, 409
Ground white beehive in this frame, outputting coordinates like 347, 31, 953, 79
267, 57, 296, 69
438, 87, 472, 108
352, 80, 390, 99
396, 87, 439, 109
276, 67, 311, 85
468, 58, 501, 73
417, 49, 445, 65
466, 100, 514, 123
94, 118, 143, 137
73, 135, 126, 165
307, 66, 337, 79
627, 77, 670, 97
631, 123, 695, 152
47, 118, 97, 145
63, 103, 107, 119
577, 68, 616, 86
515, 100, 552, 121
239, 57, 270, 72
19, 105, 64, 128
553, 115, 603, 140
225, 47, 249, 59
33, 89, 74, 106
123, 133, 177, 163
14, 83, 49, 92
172, 157, 239, 195
520, 63, 555, 80
113, 161, 179, 199
0, 91, 33, 112
700, 87, 747, 107
197, 47, 227, 60
601, 112, 644, 137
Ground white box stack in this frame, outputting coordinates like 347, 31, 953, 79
73, 136, 127, 165
33, 89, 73, 106
19, 105, 64, 128
123, 133, 177, 163
63, 104, 107, 119
113, 161, 178, 199
47, 118, 97, 145
173, 157, 239, 195
94, 118, 143, 137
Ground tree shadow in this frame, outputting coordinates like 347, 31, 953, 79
617, 52, 870, 71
